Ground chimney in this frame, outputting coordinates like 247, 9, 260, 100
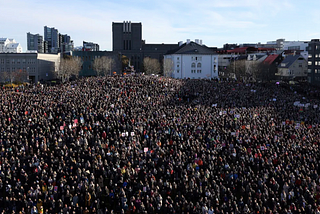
195, 39, 199, 44
200, 40, 203, 45
126, 21, 129, 32
178, 41, 183, 46
186, 39, 190, 44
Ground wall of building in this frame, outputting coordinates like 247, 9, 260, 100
112, 21, 178, 73
0, 38, 23, 53
37, 53, 61, 81
0, 53, 61, 83
167, 54, 218, 79
283, 41, 309, 51
72, 51, 121, 76
27, 33, 44, 53
277, 57, 307, 79
308, 39, 320, 85
0, 53, 37, 82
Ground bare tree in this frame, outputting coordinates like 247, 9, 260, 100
58, 57, 82, 82
224, 59, 247, 80
1, 69, 28, 83
163, 58, 174, 77
254, 63, 276, 82
1, 71, 13, 83
143, 57, 160, 75
13, 69, 28, 83
93, 56, 115, 76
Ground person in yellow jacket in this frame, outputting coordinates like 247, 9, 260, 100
85, 192, 91, 207
39, 206, 44, 214
37, 199, 43, 213
42, 183, 48, 194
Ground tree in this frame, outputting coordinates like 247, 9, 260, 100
58, 57, 82, 82
163, 58, 174, 77
254, 63, 276, 82
224, 59, 247, 81
121, 55, 129, 72
143, 57, 161, 75
1, 69, 28, 83
93, 56, 115, 76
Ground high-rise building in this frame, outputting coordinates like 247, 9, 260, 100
59, 34, 74, 53
44, 26, 59, 53
112, 21, 142, 52
83, 41, 99, 51
112, 21, 179, 72
27, 32, 44, 53
308, 39, 320, 85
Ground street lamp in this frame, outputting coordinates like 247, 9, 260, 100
27, 67, 29, 82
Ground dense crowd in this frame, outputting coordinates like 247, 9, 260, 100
1, 75, 320, 214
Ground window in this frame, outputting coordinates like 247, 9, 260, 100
191, 63, 196, 68
177, 57, 179, 60
177, 64, 179, 68
17, 59, 20, 64
197, 63, 201, 68
177, 70, 180, 73
308, 69, 312, 73
308, 54, 312, 58
6, 59, 10, 64
308, 61, 312, 65
12, 59, 15, 64
22, 59, 25, 63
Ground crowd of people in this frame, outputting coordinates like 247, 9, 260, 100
1, 75, 320, 214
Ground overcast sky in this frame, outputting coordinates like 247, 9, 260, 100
1, 0, 320, 51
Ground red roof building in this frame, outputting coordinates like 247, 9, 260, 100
263, 54, 280, 65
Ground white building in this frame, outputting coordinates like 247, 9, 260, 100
0, 38, 23, 53
164, 40, 218, 79
283, 41, 309, 51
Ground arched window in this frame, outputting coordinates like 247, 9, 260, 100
197, 63, 201, 68
191, 62, 196, 68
